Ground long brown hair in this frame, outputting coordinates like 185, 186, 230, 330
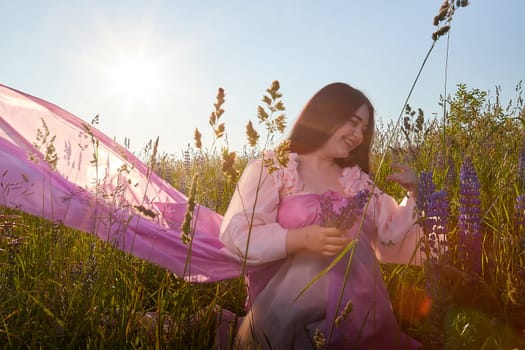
288, 82, 375, 173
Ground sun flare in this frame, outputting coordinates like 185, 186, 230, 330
107, 54, 163, 103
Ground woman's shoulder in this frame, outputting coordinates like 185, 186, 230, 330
257, 150, 301, 193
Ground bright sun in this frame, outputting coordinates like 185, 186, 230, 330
107, 54, 163, 103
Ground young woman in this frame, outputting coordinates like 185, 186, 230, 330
220, 83, 423, 349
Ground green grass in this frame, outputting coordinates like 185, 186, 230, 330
0, 209, 245, 349
2, 81, 525, 349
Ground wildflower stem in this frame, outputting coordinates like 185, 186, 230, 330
443, 30, 450, 157
326, 41, 438, 344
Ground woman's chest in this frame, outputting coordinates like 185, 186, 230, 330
296, 167, 345, 195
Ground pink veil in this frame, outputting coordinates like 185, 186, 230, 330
0, 83, 242, 282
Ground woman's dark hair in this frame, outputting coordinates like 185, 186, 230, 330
288, 82, 375, 173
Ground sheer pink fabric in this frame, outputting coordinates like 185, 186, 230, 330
0, 83, 240, 282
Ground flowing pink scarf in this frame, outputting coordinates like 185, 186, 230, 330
0, 83, 241, 282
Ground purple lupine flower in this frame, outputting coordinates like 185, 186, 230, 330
512, 147, 525, 283
513, 195, 525, 282
416, 173, 450, 301
426, 190, 450, 263
179, 175, 187, 194
184, 148, 192, 175
457, 158, 482, 275
319, 190, 369, 230
416, 170, 438, 252
514, 194, 525, 230
432, 149, 445, 172
417, 171, 435, 216
445, 156, 456, 191
518, 139, 525, 192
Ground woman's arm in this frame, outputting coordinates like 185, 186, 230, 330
220, 159, 288, 265
371, 163, 424, 265
370, 193, 423, 265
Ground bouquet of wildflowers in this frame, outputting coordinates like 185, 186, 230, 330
319, 190, 370, 230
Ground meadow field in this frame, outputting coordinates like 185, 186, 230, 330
1, 78, 525, 349
1, 0, 525, 349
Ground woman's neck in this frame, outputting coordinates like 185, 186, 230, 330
297, 152, 340, 172
296, 152, 345, 194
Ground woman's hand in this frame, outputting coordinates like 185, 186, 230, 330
286, 225, 351, 256
386, 162, 418, 196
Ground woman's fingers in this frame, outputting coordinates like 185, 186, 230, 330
322, 241, 352, 256
387, 163, 410, 179
386, 162, 418, 192
390, 162, 410, 171
319, 228, 351, 255
299, 225, 353, 256
323, 227, 345, 236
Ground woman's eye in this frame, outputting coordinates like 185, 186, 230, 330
349, 118, 367, 134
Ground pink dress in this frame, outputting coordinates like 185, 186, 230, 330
220, 153, 423, 349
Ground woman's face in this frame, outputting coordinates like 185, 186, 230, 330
320, 103, 370, 159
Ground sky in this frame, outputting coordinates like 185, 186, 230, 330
1, 0, 524, 157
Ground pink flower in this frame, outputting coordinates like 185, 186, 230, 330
340, 166, 373, 196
